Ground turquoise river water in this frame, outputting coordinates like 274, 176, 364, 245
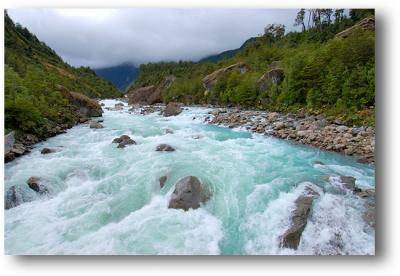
4, 100, 375, 255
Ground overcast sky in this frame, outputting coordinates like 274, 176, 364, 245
8, 9, 300, 69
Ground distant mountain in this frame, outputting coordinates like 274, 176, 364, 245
95, 63, 139, 91
199, 37, 257, 63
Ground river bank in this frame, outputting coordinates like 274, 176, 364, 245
204, 108, 375, 164
130, 103, 375, 164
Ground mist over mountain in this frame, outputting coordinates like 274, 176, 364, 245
94, 63, 139, 91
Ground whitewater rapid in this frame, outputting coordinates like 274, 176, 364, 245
4, 100, 375, 255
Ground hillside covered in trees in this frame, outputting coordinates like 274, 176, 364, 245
4, 11, 122, 138
130, 9, 375, 126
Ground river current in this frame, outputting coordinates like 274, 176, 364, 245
4, 99, 375, 255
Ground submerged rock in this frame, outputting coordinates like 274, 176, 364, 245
281, 186, 320, 250
89, 121, 104, 129
168, 176, 210, 211
27, 177, 49, 194
159, 175, 168, 188
163, 102, 183, 117
41, 148, 56, 154
156, 144, 175, 152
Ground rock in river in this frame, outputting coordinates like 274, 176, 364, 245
41, 148, 56, 154
89, 121, 104, 129
27, 177, 49, 194
159, 175, 168, 188
156, 144, 175, 152
5, 186, 24, 209
280, 185, 320, 250
163, 102, 183, 117
113, 135, 136, 148
168, 176, 210, 211
329, 176, 356, 191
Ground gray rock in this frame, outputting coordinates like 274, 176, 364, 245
280, 186, 320, 249
112, 135, 136, 148
41, 148, 56, 154
11, 143, 26, 156
274, 122, 285, 130
168, 176, 210, 211
156, 144, 175, 152
336, 125, 348, 132
315, 119, 328, 129
27, 177, 49, 194
163, 102, 183, 117
89, 121, 104, 129
5, 185, 24, 209
338, 176, 356, 190
112, 135, 131, 143
117, 139, 136, 148
5, 131, 15, 154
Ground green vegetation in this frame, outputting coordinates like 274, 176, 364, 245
133, 9, 375, 126
4, 11, 121, 137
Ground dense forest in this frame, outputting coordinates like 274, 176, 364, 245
4, 11, 122, 137
131, 9, 375, 126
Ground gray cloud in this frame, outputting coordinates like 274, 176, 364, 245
8, 8, 299, 69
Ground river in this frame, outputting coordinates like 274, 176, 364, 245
4, 99, 375, 255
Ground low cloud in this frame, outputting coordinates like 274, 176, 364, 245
8, 8, 299, 68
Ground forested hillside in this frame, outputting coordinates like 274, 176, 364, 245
4, 11, 122, 137
131, 9, 375, 126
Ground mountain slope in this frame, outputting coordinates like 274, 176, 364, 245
4, 11, 122, 138
132, 11, 375, 126
95, 63, 139, 91
199, 37, 257, 63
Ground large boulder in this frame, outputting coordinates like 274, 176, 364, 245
27, 176, 49, 194
168, 176, 210, 211
163, 102, 183, 117
5, 131, 15, 154
127, 85, 162, 105
4, 131, 19, 162
256, 68, 284, 94
60, 88, 103, 117
202, 62, 249, 92
336, 16, 375, 38
280, 185, 320, 250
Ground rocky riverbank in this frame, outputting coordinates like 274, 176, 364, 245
4, 91, 104, 163
202, 108, 375, 164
